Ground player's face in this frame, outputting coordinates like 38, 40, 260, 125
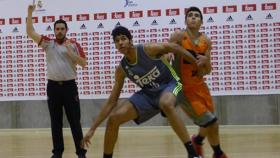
54, 23, 67, 40
114, 35, 131, 54
185, 11, 202, 29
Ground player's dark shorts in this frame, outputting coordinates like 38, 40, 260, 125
129, 79, 182, 124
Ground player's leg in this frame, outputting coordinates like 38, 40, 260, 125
103, 100, 138, 158
204, 121, 228, 158
180, 86, 227, 158
195, 120, 227, 158
192, 119, 217, 158
159, 81, 200, 158
179, 87, 215, 158
196, 87, 227, 158
160, 91, 191, 142
103, 88, 162, 158
191, 126, 207, 157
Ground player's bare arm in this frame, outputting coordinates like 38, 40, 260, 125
197, 36, 212, 74
169, 30, 184, 45
88, 65, 125, 131
26, 4, 41, 44
144, 43, 198, 68
81, 65, 125, 148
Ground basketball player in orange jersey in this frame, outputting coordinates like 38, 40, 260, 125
169, 7, 228, 158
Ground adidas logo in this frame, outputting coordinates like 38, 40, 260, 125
13, 27, 19, 33
169, 18, 176, 24
46, 25, 52, 31
207, 17, 214, 22
266, 13, 273, 19
226, 16, 234, 21
133, 21, 140, 26
246, 14, 253, 20
115, 22, 121, 26
97, 23, 104, 28
80, 24, 86, 29
151, 20, 158, 25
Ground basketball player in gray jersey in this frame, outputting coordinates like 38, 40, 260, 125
82, 26, 204, 158
26, 4, 87, 158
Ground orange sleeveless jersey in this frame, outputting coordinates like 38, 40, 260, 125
179, 32, 214, 115
180, 31, 209, 89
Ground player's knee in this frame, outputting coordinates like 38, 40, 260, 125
200, 117, 218, 128
209, 120, 219, 129
107, 113, 121, 126
160, 101, 175, 115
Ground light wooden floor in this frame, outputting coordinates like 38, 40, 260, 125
0, 126, 279, 158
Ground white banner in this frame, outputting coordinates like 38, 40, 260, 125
0, 0, 279, 101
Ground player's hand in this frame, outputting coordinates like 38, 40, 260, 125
164, 53, 174, 63
195, 68, 206, 77
81, 129, 95, 148
27, 4, 36, 14
193, 61, 207, 77
196, 54, 208, 67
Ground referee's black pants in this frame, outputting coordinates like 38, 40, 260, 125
47, 79, 86, 156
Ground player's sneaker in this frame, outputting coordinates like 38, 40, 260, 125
50, 155, 62, 158
213, 153, 228, 158
191, 135, 204, 157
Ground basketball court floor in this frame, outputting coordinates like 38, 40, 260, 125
0, 125, 279, 158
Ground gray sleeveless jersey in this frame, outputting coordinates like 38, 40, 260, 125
120, 44, 179, 91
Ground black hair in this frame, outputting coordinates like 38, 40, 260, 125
185, 6, 203, 22
54, 19, 68, 30
111, 26, 132, 41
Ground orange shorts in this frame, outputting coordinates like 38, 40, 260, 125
177, 83, 216, 126
182, 83, 214, 116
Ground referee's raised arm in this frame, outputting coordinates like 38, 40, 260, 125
26, 4, 41, 44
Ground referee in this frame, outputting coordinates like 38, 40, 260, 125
26, 4, 87, 158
